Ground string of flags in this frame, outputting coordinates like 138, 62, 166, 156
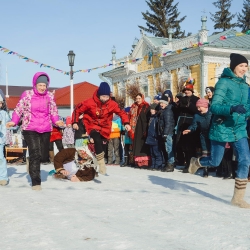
219, 30, 250, 40
0, 30, 249, 75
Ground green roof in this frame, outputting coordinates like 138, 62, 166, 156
145, 36, 170, 47
207, 30, 250, 50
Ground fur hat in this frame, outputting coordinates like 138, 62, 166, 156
230, 53, 248, 71
196, 98, 209, 108
97, 82, 110, 96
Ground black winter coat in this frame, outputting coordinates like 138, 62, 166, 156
132, 106, 151, 157
176, 94, 200, 150
179, 95, 199, 116
158, 104, 175, 136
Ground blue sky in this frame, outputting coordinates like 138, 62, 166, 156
0, 0, 244, 89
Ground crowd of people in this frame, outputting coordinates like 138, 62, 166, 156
0, 53, 250, 209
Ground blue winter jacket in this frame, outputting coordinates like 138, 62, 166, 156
146, 114, 160, 145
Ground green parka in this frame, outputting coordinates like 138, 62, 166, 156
209, 67, 250, 142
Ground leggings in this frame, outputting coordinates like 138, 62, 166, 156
90, 130, 108, 155
23, 131, 50, 186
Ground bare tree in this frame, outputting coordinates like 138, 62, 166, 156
155, 76, 169, 95
114, 95, 125, 109
126, 80, 141, 101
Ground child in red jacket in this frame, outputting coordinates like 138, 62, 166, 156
49, 126, 64, 162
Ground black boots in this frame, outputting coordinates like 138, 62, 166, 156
120, 156, 128, 167
161, 163, 175, 172
166, 163, 175, 172
203, 167, 208, 178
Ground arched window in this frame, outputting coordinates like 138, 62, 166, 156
142, 85, 148, 97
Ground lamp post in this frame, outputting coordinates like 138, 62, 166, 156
67, 50, 75, 115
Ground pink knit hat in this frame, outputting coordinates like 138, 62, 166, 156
196, 98, 209, 108
66, 116, 72, 126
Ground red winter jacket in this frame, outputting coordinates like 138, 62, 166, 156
50, 126, 62, 142
72, 90, 129, 139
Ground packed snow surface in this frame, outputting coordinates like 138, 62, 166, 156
1, 164, 250, 250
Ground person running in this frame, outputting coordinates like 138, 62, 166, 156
72, 82, 131, 175
188, 53, 250, 208
6, 72, 64, 191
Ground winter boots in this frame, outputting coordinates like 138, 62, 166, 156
188, 157, 202, 174
203, 167, 208, 178
49, 151, 54, 163
231, 178, 250, 208
98, 158, 107, 175
0, 180, 7, 186
32, 185, 42, 191
166, 163, 175, 172
121, 156, 128, 167
96, 152, 107, 175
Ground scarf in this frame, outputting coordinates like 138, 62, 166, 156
128, 101, 149, 140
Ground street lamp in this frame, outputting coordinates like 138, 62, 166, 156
67, 50, 75, 115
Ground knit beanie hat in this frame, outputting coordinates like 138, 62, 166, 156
97, 82, 110, 96
124, 107, 131, 113
36, 75, 48, 85
154, 94, 161, 101
196, 98, 209, 108
159, 94, 169, 104
66, 116, 71, 126
150, 103, 158, 110
230, 53, 248, 71
163, 89, 173, 102
205, 86, 215, 94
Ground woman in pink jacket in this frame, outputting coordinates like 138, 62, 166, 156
6, 72, 63, 190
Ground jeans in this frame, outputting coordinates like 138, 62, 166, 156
0, 144, 8, 181
164, 134, 174, 164
150, 144, 163, 169
200, 138, 250, 179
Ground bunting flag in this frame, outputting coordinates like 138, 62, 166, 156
219, 30, 250, 40
1, 30, 249, 76
0, 45, 69, 74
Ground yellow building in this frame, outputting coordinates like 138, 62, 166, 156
100, 16, 250, 106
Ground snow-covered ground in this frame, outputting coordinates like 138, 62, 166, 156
1, 163, 250, 250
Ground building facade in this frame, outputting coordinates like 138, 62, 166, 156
100, 16, 250, 106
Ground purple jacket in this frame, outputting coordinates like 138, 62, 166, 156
11, 72, 59, 133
